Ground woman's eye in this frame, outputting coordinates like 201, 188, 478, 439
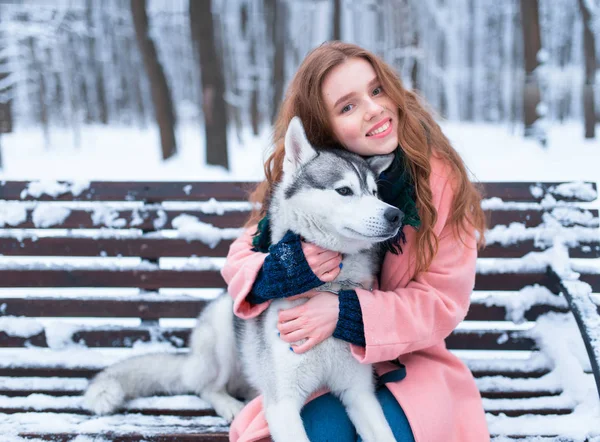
341, 104, 353, 114
336, 187, 353, 196
373, 86, 382, 96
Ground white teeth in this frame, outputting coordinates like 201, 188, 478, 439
367, 121, 390, 136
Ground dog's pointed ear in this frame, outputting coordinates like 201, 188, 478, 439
283, 117, 317, 176
366, 153, 395, 177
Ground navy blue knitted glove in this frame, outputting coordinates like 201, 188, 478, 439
333, 289, 366, 347
246, 230, 324, 305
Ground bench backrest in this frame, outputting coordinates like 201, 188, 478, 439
0, 180, 598, 401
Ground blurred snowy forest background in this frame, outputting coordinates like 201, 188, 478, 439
0, 0, 598, 176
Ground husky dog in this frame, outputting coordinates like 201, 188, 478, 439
84, 117, 403, 442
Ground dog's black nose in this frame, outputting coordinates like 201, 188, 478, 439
384, 207, 403, 226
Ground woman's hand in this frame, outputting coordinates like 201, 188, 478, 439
277, 291, 339, 353
301, 242, 342, 282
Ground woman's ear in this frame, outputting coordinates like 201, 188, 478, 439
366, 153, 395, 176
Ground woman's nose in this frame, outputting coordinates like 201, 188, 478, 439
364, 99, 384, 120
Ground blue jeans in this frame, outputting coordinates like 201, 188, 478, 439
300, 386, 415, 442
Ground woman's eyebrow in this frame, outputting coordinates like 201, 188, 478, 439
367, 77, 379, 88
334, 92, 355, 109
332, 77, 380, 109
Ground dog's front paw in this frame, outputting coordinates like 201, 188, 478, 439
211, 395, 246, 423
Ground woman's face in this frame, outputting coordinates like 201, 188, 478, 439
322, 57, 399, 157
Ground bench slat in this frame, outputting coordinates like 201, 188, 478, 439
11, 433, 594, 442
478, 241, 600, 258
0, 360, 553, 380
0, 406, 218, 417
0, 389, 575, 417
1, 236, 597, 258
1, 181, 596, 202
0, 269, 226, 289
475, 273, 600, 292
491, 438, 588, 441
2, 296, 593, 320
0, 327, 537, 350
4, 208, 597, 230
485, 407, 573, 417
13, 432, 586, 442
0, 181, 257, 202
486, 209, 599, 228
7, 209, 250, 230
0, 297, 208, 319
0, 405, 571, 418
0, 237, 233, 258
481, 181, 597, 202
9, 432, 229, 442
0, 387, 560, 400
0, 269, 597, 291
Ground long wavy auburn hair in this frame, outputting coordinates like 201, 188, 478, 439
246, 41, 486, 274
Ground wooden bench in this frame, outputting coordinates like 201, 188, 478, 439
0, 180, 599, 441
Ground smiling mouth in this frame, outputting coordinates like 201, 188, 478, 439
366, 119, 392, 137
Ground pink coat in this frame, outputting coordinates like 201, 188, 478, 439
220, 155, 491, 442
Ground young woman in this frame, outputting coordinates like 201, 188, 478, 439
221, 41, 490, 442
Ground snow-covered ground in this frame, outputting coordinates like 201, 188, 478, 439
1, 121, 598, 186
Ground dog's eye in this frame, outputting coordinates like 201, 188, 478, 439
372, 190, 377, 196
336, 187, 353, 196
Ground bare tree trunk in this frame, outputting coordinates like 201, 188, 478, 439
124, 24, 148, 127
265, 0, 286, 123
250, 36, 260, 136
86, 0, 108, 124
243, 2, 260, 136
519, 0, 542, 137
219, 2, 243, 144
190, 0, 229, 169
70, 33, 90, 126
333, 0, 342, 40
466, 0, 475, 121
27, 37, 50, 145
60, 32, 81, 148
131, 0, 177, 160
0, 14, 12, 138
511, 4, 522, 127
0, 8, 10, 169
577, 0, 596, 139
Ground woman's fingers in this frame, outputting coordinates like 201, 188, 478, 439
317, 254, 342, 274
302, 243, 341, 275
277, 317, 303, 333
301, 242, 329, 257
291, 338, 318, 354
303, 245, 337, 260
319, 266, 341, 282
279, 329, 307, 343
305, 250, 339, 268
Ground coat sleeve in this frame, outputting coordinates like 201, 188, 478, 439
350, 173, 477, 364
220, 226, 271, 319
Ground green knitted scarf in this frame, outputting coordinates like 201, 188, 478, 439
252, 146, 421, 255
